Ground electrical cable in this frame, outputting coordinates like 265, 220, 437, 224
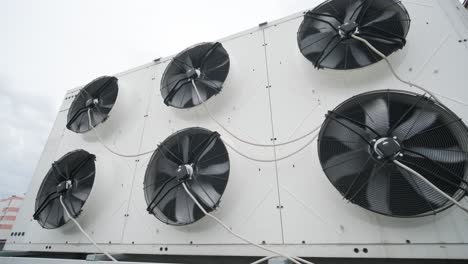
222, 132, 319, 163
88, 109, 156, 158
59, 196, 118, 262
250, 256, 275, 264
192, 79, 321, 147
181, 183, 314, 264
351, 34, 441, 104
393, 160, 468, 214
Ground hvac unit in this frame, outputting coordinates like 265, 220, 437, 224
5, 0, 468, 263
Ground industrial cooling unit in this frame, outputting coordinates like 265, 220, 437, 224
4, 0, 468, 263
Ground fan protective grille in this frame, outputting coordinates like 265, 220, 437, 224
34, 150, 96, 229
318, 90, 468, 217
160, 42, 230, 109
67, 76, 118, 133
298, 0, 410, 70
144, 127, 230, 225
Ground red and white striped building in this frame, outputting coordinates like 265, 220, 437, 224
0, 196, 23, 249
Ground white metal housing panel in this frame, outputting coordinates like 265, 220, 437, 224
6, 0, 468, 259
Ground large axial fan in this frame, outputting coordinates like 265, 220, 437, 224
160, 42, 230, 109
298, 0, 410, 70
144, 127, 230, 225
33, 150, 96, 229
318, 90, 468, 217
67, 76, 119, 133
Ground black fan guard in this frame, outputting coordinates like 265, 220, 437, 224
67, 76, 119, 133
33, 150, 96, 229
144, 127, 230, 225
298, 0, 411, 70
318, 90, 468, 217
160, 42, 230, 109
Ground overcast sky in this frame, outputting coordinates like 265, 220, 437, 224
0, 0, 323, 199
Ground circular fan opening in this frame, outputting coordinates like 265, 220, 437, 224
318, 90, 468, 217
160, 42, 230, 109
298, 0, 411, 70
67, 76, 119, 133
33, 150, 96, 229
144, 127, 230, 225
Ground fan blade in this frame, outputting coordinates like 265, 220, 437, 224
362, 8, 399, 28
324, 117, 370, 148
299, 31, 335, 54
42, 199, 59, 227
70, 184, 92, 202
405, 147, 467, 164
365, 166, 390, 212
361, 98, 389, 132
154, 156, 179, 177
162, 73, 189, 92
191, 132, 222, 166
393, 110, 438, 140
180, 135, 191, 164
397, 165, 447, 207
173, 82, 193, 108
344, 0, 367, 22
349, 40, 377, 66
191, 80, 208, 105
175, 187, 194, 223
202, 56, 230, 74
196, 79, 222, 92
158, 186, 179, 218
320, 42, 347, 69
75, 170, 95, 183
323, 149, 369, 182
197, 161, 229, 177
188, 180, 219, 208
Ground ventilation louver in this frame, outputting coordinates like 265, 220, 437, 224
67, 76, 119, 133
144, 127, 230, 225
298, 0, 410, 70
160, 42, 230, 109
318, 90, 468, 217
33, 150, 96, 229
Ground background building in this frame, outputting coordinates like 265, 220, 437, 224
0, 196, 23, 250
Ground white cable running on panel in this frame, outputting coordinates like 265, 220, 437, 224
192, 79, 321, 147
59, 196, 118, 262
87, 109, 156, 158
351, 34, 441, 104
222, 132, 320, 163
393, 160, 468, 214
181, 183, 314, 264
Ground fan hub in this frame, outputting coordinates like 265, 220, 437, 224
85, 98, 99, 108
176, 164, 194, 182
56, 180, 72, 194
186, 68, 201, 80
338, 21, 359, 38
373, 137, 401, 160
